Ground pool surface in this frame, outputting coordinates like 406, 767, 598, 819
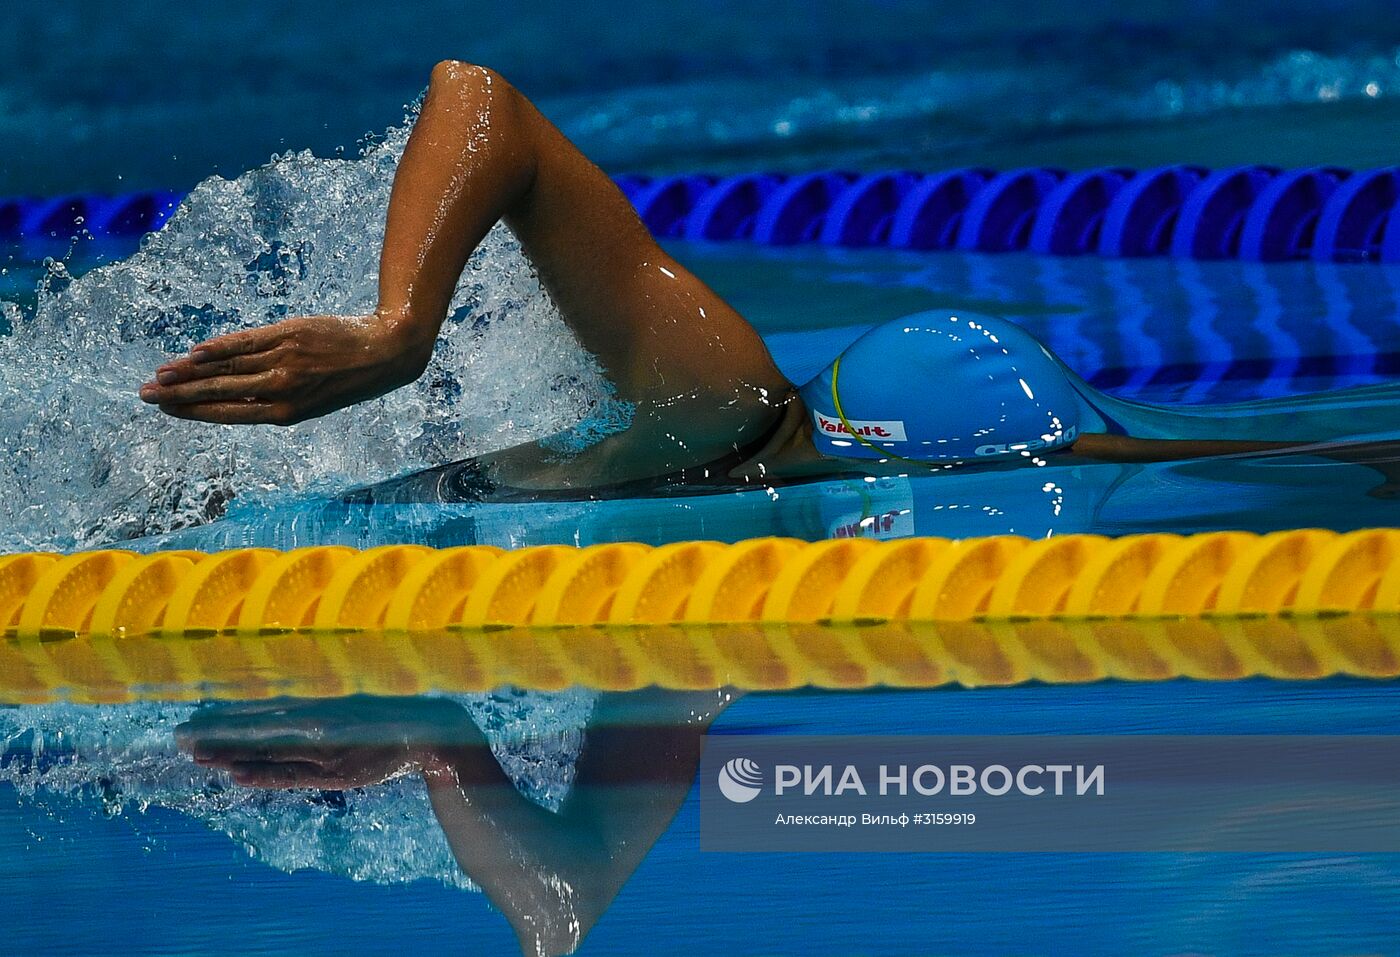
6, 679, 1400, 955
5, 2, 1400, 954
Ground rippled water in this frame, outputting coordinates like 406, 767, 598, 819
0, 690, 593, 888
4, 0, 1400, 193
0, 123, 616, 551
7, 680, 1400, 956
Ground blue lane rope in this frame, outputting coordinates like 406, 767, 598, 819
1, 190, 184, 241
4, 167, 1400, 263
629, 165, 1400, 263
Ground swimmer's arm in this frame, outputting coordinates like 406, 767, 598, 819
423, 690, 731, 956
142, 61, 788, 443
1073, 434, 1400, 499
1070, 433, 1295, 462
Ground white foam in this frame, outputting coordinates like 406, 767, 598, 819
0, 689, 595, 888
0, 116, 611, 551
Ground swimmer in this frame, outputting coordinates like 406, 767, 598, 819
137, 61, 1395, 502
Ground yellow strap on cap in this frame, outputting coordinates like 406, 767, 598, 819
830, 355, 928, 466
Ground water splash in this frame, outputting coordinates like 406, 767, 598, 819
0, 690, 593, 888
0, 115, 612, 552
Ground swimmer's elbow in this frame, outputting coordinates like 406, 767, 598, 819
428, 60, 510, 98
425, 61, 528, 141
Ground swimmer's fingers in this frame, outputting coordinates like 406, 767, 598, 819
222, 760, 338, 789
186, 738, 334, 768
228, 763, 398, 790
148, 325, 285, 386
141, 371, 288, 406
157, 400, 300, 426
188, 325, 284, 364
152, 348, 280, 386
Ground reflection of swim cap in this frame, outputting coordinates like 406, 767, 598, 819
798, 311, 1084, 462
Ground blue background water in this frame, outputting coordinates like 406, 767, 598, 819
4, 0, 1400, 196
6, 2, 1400, 953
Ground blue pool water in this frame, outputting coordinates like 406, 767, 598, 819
5, 2, 1400, 954
7, 681, 1400, 956
6, 0, 1400, 196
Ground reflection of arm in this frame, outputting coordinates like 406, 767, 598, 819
421, 738, 602, 956
423, 690, 735, 957
176, 691, 734, 956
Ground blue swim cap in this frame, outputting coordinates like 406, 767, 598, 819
798, 311, 1083, 462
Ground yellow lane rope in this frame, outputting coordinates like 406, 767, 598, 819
0, 531, 1398, 700
4, 530, 1398, 635
0, 614, 1393, 704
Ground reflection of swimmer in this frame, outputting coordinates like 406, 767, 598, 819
137, 61, 1400, 504
178, 690, 733, 957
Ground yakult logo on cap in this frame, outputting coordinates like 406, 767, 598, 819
813, 412, 908, 443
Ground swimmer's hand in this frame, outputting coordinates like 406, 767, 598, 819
138, 312, 432, 425
175, 695, 481, 789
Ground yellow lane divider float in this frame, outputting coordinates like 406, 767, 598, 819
0, 530, 1397, 701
